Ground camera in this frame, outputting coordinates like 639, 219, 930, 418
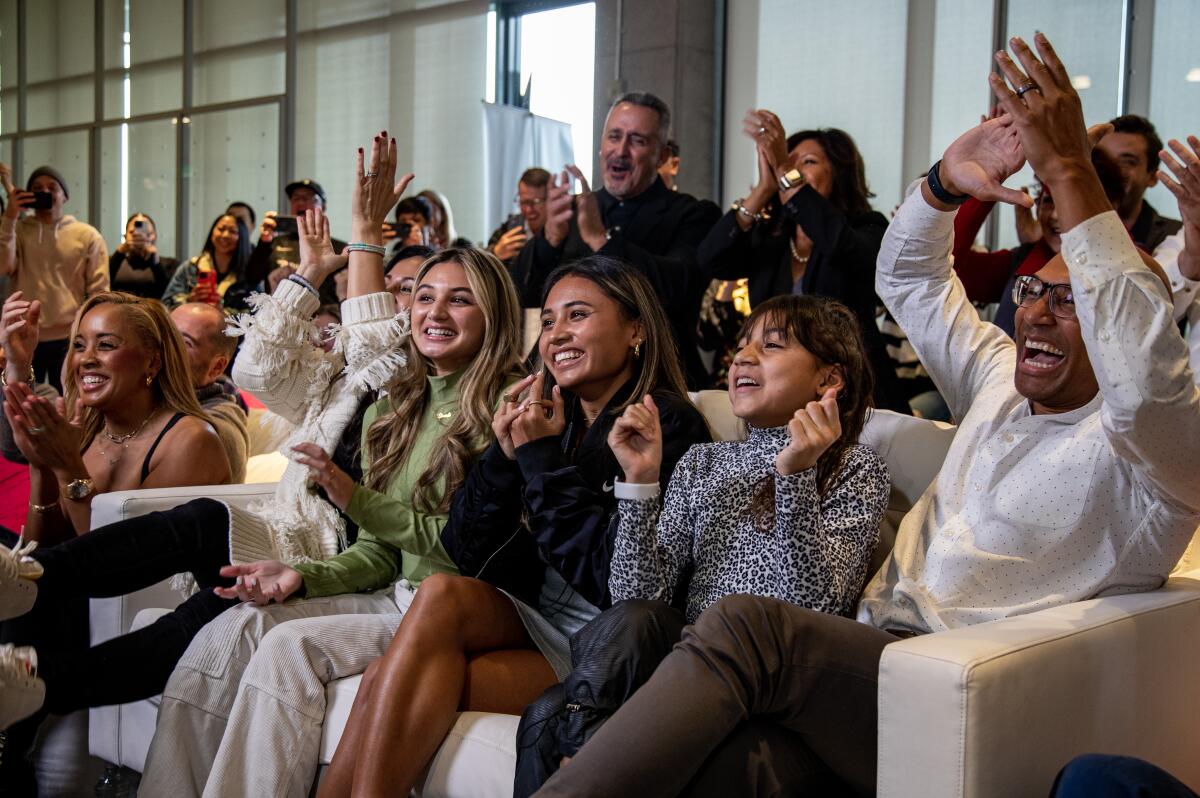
273, 215, 298, 237
133, 219, 147, 231
21, 191, 53, 211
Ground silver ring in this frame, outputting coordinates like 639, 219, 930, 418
364, 170, 379, 178
27, 425, 45, 435
1015, 82, 1040, 98
757, 126, 766, 135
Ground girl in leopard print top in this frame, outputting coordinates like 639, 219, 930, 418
608, 294, 891, 622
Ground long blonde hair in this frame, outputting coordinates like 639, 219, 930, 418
364, 248, 523, 513
64, 292, 211, 449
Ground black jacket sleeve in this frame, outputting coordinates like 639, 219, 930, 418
520, 393, 713, 608
696, 210, 761, 281
441, 442, 543, 604
244, 238, 276, 288
510, 233, 566, 308
597, 200, 722, 311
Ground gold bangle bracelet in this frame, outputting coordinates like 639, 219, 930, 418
29, 500, 59, 513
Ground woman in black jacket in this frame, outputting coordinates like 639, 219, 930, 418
315, 256, 711, 797
697, 113, 908, 412
108, 213, 175, 299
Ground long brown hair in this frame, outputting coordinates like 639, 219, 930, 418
364, 248, 523, 513
539, 255, 691, 415
64, 292, 212, 449
743, 295, 874, 514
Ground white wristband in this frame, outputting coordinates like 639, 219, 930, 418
614, 480, 660, 501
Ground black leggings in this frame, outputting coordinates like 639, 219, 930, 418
0, 497, 237, 712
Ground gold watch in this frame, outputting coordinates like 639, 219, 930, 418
779, 168, 805, 191
64, 477, 95, 501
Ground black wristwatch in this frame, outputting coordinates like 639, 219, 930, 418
927, 161, 970, 206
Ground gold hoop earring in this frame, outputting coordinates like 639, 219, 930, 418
633, 341, 642, 358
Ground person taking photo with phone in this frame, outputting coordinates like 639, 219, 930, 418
248, 178, 348, 304
0, 163, 108, 393
109, 213, 177, 299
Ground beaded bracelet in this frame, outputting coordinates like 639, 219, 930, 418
345, 242, 388, 256
731, 198, 765, 223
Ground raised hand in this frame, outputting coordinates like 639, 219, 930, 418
1159, 135, 1200, 280
493, 373, 537, 459
607, 394, 662, 485
352, 131, 415, 240
290, 442, 355, 510
1, 292, 40, 383
565, 165, 606, 252
775, 388, 841, 476
990, 34, 1093, 187
1160, 136, 1200, 230
297, 207, 348, 287
543, 170, 574, 248
937, 114, 1030, 207
510, 370, 566, 449
743, 109, 788, 174
492, 225, 528, 261
215, 560, 303, 605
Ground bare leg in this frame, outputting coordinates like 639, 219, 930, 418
317, 574, 556, 798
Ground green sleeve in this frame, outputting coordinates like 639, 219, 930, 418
292, 532, 400, 598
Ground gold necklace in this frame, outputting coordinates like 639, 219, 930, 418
100, 410, 156, 465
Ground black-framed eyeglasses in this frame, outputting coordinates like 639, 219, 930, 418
1012, 275, 1076, 319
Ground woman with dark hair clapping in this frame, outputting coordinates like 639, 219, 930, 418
697, 112, 908, 412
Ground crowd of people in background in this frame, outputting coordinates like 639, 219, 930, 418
1, 29, 1200, 798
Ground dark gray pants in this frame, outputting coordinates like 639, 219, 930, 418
534, 594, 899, 798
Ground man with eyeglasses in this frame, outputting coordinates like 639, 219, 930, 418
533, 35, 1200, 798
487, 167, 550, 265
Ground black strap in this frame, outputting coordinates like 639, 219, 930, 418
141, 412, 186, 484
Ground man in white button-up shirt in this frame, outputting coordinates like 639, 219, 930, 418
534, 35, 1200, 798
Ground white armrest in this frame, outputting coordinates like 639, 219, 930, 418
91, 483, 279, 528
877, 574, 1200, 798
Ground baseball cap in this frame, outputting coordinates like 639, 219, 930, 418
285, 179, 326, 204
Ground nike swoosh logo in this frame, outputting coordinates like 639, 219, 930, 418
602, 481, 614, 493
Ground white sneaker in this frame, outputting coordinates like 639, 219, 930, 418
0, 644, 44, 730
0, 535, 41, 622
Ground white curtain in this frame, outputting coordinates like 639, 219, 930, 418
482, 102, 574, 240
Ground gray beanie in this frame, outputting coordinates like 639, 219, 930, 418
27, 165, 68, 200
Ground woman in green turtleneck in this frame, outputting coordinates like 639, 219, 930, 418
139, 135, 526, 797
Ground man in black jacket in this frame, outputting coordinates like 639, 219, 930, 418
511, 93, 721, 387
1098, 115, 1182, 252
246, 178, 347, 302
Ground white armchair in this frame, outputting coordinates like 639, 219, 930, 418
86, 399, 1200, 797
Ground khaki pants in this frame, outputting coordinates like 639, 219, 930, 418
140, 586, 414, 798
535, 594, 900, 798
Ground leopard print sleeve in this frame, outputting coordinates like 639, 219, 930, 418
608, 446, 699, 606
771, 444, 891, 616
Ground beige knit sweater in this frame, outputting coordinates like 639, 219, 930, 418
0, 215, 109, 341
